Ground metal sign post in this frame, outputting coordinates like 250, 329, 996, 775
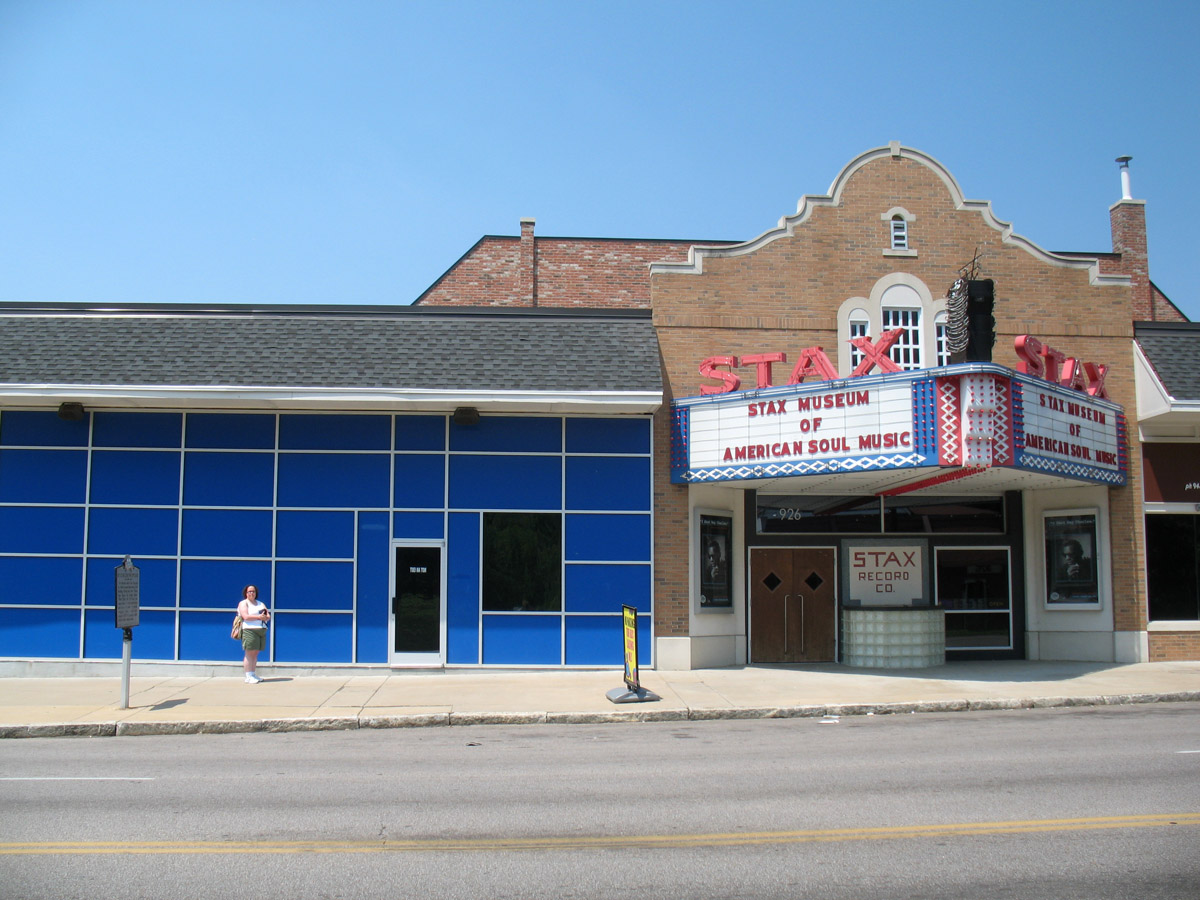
606, 605, 660, 704
114, 556, 140, 710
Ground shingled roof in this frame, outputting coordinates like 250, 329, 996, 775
0, 304, 662, 411
1136, 322, 1200, 402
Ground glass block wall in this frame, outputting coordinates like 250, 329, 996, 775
0, 410, 653, 667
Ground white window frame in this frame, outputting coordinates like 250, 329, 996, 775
836, 274, 946, 377
881, 207, 917, 258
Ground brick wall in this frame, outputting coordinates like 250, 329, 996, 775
416, 222, 727, 308
1148, 632, 1200, 660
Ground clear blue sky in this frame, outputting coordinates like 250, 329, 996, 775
2, 1, 1196, 317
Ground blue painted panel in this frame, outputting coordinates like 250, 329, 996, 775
564, 564, 651, 613
185, 413, 276, 449
482, 614, 561, 665
565, 514, 652, 561
84, 609, 175, 660
181, 509, 272, 558
0, 557, 83, 605
279, 414, 390, 450
566, 418, 651, 454
179, 610, 253, 662
0, 507, 85, 554
275, 510, 354, 559
356, 512, 390, 663
180, 560, 272, 609
85, 557, 177, 608
275, 561, 353, 610
449, 416, 561, 453
448, 456, 561, 510
393, 512, 444, 540
564, 615, 624, 665
90, 451, 181, 505
447, 512, 479, 664
565, 457, 651, 511
394, 454, 445, 508
183, 452, 275, 507
0, 607, 80, 658
273, 613, 353, 663
277, 453, 390, 508
0, 449, 87, 503
93, 412, 182, 448
0, 410, 90, 447
395, 416, 445, 451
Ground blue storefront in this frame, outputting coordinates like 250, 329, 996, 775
0, 306, 658, 669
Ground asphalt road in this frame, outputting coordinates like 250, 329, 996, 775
2, 703, 1199, 899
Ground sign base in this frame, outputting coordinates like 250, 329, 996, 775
606, 686, 661, 704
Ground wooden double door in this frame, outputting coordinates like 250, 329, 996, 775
750, 547, 837, 663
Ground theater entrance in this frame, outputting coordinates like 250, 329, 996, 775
749, 547, 837, 663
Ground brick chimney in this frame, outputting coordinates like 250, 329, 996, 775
519, 217, 537, 306
1108, 157, 1153, 319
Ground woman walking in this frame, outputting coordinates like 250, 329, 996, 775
238, 584, 270, 683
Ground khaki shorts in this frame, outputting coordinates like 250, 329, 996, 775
241, 628, 266, 652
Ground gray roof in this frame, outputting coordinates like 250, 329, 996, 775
0, 304, 662, 394
1136, 322, 1200, 401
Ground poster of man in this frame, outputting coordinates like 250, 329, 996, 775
699, 514, 732, 609
1045, 512, 1099, 605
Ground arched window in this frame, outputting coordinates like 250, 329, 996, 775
890, 215, 908, 250
880, 207, 916, 257
837, 274, 946, 376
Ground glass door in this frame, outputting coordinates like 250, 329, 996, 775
935, 547, 1012, 650
391, 542, 444, 666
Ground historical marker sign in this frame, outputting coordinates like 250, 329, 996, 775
114, 556, 140, 629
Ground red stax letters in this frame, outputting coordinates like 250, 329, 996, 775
1014, 335, 1110, 399
849, 330, 904, 377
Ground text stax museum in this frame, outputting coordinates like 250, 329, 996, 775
2, 143, 1198, 672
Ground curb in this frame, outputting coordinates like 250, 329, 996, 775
2, 691, 1198, 739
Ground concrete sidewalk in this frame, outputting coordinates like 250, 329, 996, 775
2, 660, 1198, 738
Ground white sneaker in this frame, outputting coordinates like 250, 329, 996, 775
245, 673, 262, 684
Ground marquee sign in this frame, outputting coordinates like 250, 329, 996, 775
671, 362, 1126, 488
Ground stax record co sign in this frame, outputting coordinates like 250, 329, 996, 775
669, 333, 1126, 487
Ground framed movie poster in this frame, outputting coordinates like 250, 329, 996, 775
1044, 509, 1100, 607
698, 510, 733, 612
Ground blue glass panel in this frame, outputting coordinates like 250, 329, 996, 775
356, 512, 390, 663
395, 416, 445, 451
482, 614, 561, 665
447, 512, 479, 664
92, 412, 182, 448
180, 560, 272, 609
565, 514, 652, 562
566, 418, 651, 454
179, 610, 255, 662
564, 564, 652, 613
564, 615, 625, 665
393, 512, 444, 540
394, 455, 445, 508
185, 413, 276, 449
0, 449, 87, 503
90, 451, 181, 505
84, 609, 175, 660
0, 607, 80, 658
0, 557, 83, 605
0, 507, 85, 554
0, 410, 90, 447
449, 416, 561, 453
85, 557, 177, 608
275, 511, 354, 559
273, 613, 353, 663
277, 453, 389, 508
279, 415, 390, 450
181, 509, 272, 558
565, 457, 651, 511
183, 452, 275, 507
448, 456, 561, 510
275, 561, 353, 610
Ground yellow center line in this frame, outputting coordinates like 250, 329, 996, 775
3, 814, 1198, 855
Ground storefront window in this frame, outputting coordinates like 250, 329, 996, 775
757, 495, 881, 533
884, 496, 1004, 533
482, 513, 562, 611
1146, 515, 1200, 620
936, 548, 1012, 649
